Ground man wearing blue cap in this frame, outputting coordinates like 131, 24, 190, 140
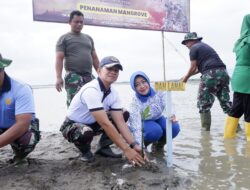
0, 53, 40, 162
60, 56, 145, 166
181, 32, 232, 131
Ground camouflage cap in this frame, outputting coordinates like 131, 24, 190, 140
0, 53, 12, 69
181, 32, 203, 45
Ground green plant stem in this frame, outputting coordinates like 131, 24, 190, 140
141, 119, 144, 158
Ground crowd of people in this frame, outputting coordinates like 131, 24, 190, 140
1, 10, 250, 167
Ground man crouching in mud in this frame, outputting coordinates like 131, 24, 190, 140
0, 53, 40, 163
60, 56, 145, 166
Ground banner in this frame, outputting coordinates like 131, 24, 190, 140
33, 0, 190, 32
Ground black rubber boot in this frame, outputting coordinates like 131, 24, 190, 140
200, 112, 211, 131
73, 129, 95, 162
75, 144, 95, 163
95, 110, 129, 158
144, 141, 151, 148
95, 133, 122, 158
156, 136, 166, 149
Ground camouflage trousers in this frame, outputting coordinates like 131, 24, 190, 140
64, 71, 94, 107
0, 118, 41, 159
197, 68, 232, 113
60, 111, 130, 154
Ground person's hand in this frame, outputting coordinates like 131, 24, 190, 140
170, 114, 177, 122
56, 77, 64, 92
180, 77, 187, 83
124, 147, 145, 167
133, 144, 142, 153
132, 144, 149, 162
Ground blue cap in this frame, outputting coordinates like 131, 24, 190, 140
99, 56, 123, 71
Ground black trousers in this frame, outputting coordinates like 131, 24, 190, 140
229, 92, 250, 122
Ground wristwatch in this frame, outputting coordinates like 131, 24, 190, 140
129, 141, 139, 149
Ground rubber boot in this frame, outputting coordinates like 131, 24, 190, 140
236, 124, 242, 133
156, 136, 166, 150
76, 144, 95, 163
95, 133, 122, 158
95, 111, 129, 158
144, 141, 151, 148
245, 122, 250, 141
200, 112, 211, 131
150, 136, 166, 153
223, 116, 239, 139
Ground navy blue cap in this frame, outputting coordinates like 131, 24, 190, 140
99, 56, 123, 71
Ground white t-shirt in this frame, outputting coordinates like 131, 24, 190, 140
67, 78, 122, 124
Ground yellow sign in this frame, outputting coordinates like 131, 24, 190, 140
154, 81, 185, 91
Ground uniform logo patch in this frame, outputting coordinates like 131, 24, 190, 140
5, 98, 12, 105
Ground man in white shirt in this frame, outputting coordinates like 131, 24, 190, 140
60, 56, 145, 166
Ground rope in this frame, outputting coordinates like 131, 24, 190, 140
164, 36, 189, 64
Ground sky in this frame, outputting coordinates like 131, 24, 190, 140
0, 0, 249, 85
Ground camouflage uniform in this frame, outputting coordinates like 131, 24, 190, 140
0, 118, 40, 159
60, 111, 130, 155
64, 71, 94, 107
197, 68, 232, 113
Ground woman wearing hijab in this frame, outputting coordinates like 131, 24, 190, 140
224, 14, 250, 141
127, 71, 180, 151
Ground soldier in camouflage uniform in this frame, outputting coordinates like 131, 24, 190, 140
181, 32, 232, 131
0, 53, 40, 162
55, 10, 99, 107
0, 118, 40, 162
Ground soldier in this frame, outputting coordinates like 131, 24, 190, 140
181, 32, 232, 131
0, 53, 40, 162
55, 10, 99, 107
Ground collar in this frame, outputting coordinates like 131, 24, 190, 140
97, 77, 111, 102
0, 72, 11, 94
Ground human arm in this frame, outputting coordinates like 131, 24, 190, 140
91, 110, 145, 166
181, 60, 199, 83
0, 114, 32, 148
91, 50, 99, 72
111, 110, 142, 153
127, 98, 143, 147
55, 51, 65, 92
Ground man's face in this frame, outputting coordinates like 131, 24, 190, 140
69, 15, 84, 33
99, 66, 119, 85
185, 40, 195, 49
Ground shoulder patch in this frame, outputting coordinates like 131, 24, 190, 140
5, 98, 12, 105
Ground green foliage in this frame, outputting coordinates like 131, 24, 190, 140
141, 106, 150, 120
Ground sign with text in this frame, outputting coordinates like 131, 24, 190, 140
154, 81, 185, 91
33, 0, 190, 32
